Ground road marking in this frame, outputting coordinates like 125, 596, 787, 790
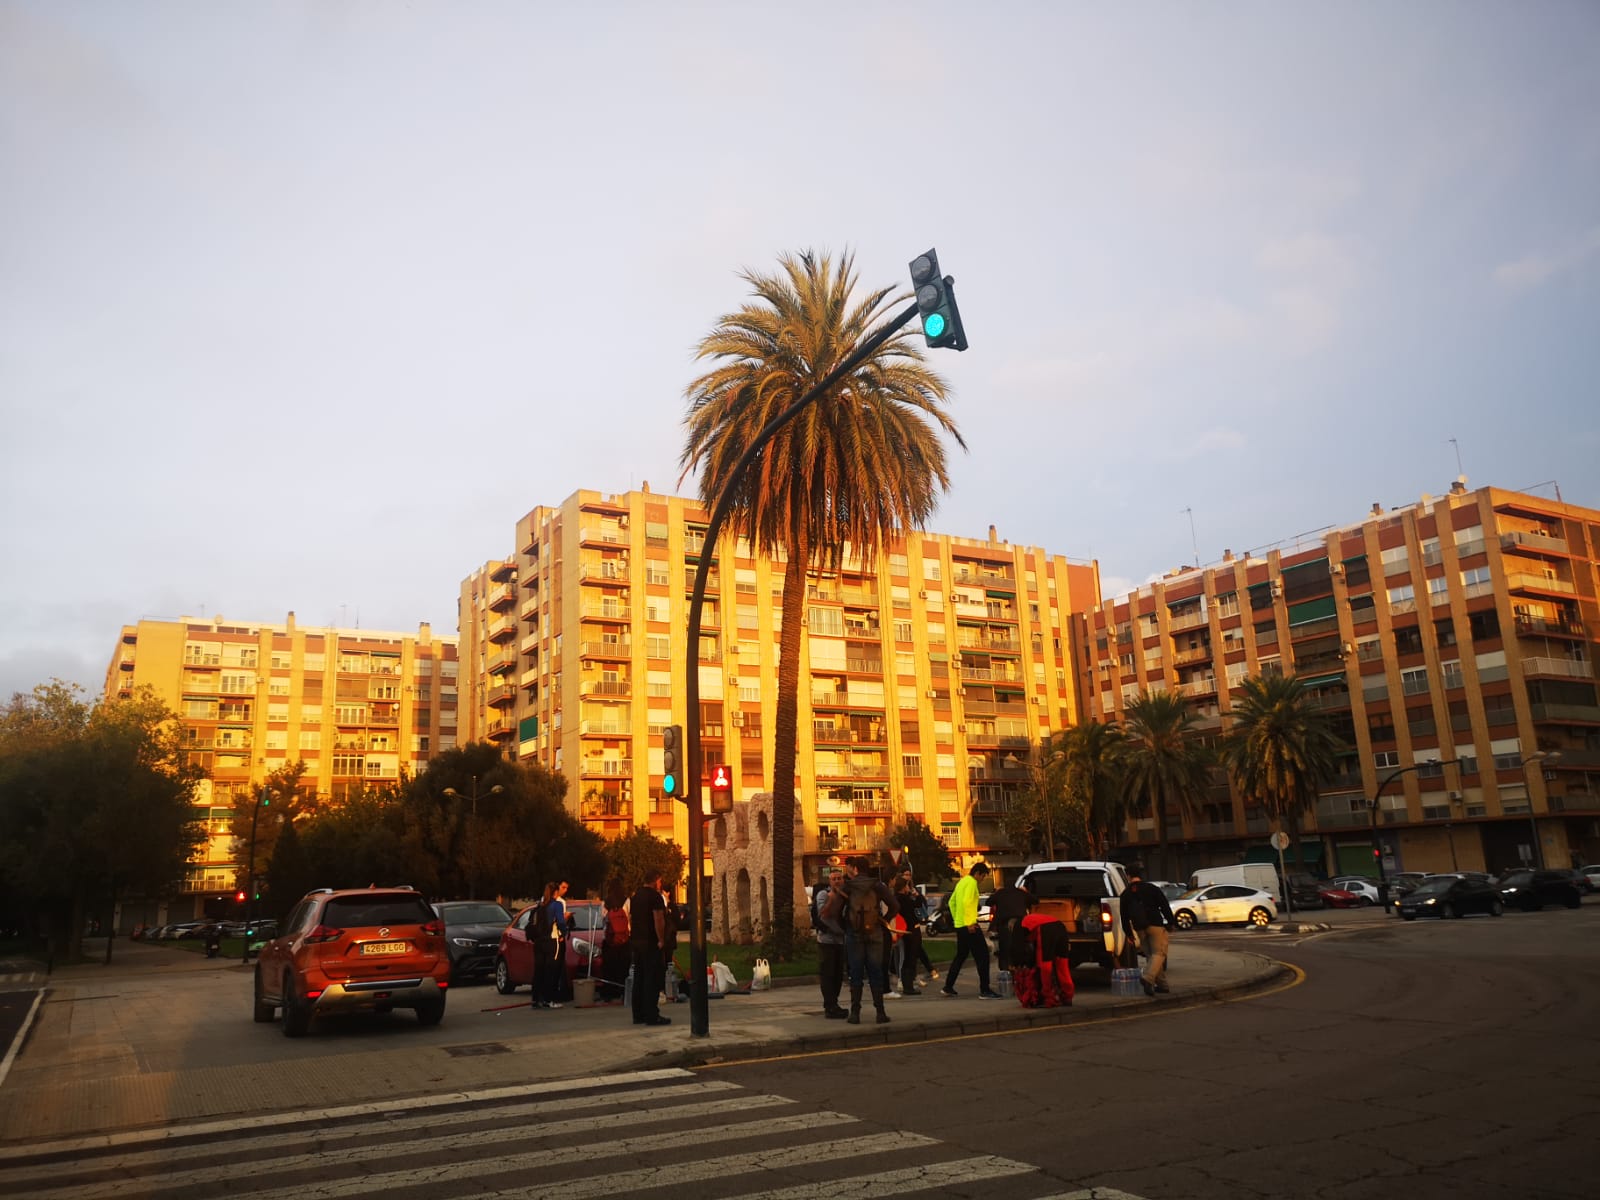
4, 1084, 773, 1194
0, 1066, 696, 1163
0, 988, 44, 1093
737, 1154, 1038, 1198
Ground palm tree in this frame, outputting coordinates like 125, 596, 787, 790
1120, 690, 1211, 879
1059, 719, 1128, 858
1223, 673, 1342, 877
680, 250, 964, 955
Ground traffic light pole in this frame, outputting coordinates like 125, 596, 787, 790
682, 296, 921, 1038
240, 784, 267, 964
1368, 759, 1455, 911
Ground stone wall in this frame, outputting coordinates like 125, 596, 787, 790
705, 791, 812, 945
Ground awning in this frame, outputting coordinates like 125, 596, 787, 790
1299, 672, 1348, 688
1288, 596, 1338, 625
1245, 842, 1325, 869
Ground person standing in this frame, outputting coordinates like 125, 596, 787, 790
599, 880, 631, 1002
1123, 863, 1174, 996
891, 872, 924, 996
530, 882, 558, 1010
811, 867, 849, 1019
987, 875, 1031, 974
942, 861, 999, 999
629, 870, 671, 1025
830, 855, 898, 1024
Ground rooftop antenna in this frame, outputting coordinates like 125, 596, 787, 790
1448, 437, 1464, 477
1182, 507, 1200, 568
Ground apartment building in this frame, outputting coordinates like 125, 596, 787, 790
458, 487, 1102, 879
1078, 481, 1600, 878
104, 613, 458, 901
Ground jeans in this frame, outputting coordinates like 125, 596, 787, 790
845, 930, 888, 996
945, 925, 991, 992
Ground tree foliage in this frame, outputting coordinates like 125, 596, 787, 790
1120, 690, 1212, 879
603, 825, 685, 897
1224, 672, 1343, 855
0, 681, 204, 956
885, 816, 958, 887
681, 250, 964, 955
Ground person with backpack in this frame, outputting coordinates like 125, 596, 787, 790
890, 871, 925, 996
810, 867, 849, 1019
530, 882, 562, 1010
825, 855, 899, 1025
942, 861, 1000, 999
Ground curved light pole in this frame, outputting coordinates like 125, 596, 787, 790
240, 782, 270, 965
443, 777, 504, 898
1368, 758, 1457, 909
1004, 746, 1065, 860
1517, 750, 1561, 869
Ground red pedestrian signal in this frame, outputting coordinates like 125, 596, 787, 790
235, 890, 247, 902
708, 763, 733, 814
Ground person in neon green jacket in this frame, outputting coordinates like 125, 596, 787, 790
941, 862, 999, 998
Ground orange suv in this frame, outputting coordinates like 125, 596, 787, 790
253, 886, 449, 1037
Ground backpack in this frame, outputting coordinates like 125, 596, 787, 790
847, 876, 882, 935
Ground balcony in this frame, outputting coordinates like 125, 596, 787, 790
579, 718, 631, 736
1530, 702, 1600, 723
1500, 529, 1569, 556
580, 560, 630, 584
579, 525, 627, 547
579, 679, 631, 699
487, 616, 516, 643
581, 601, 631, 622
581, 798, 633, 822
580, 639, 632, 660
1168, 608, 1207, 633
487, 648, 516, 675
814, 726, 855, 744
1515, 613, 1585, 638
487, 583, 514, 611
580, 758, 633, 778
844, 619, 881, 640
1175, 677, 1217, 699
1522, 657, 1593, 681
1505, 571, 1574, 595
1171, 645, 1213, 667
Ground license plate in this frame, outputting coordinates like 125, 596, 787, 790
361, 941, 407, 956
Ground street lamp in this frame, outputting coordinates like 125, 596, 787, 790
1517, 750, 1562, 869
1368, 758, 1457, 911
1005, 747, 1065, 861
443, 777, 504, 898
240, 783, 269, 965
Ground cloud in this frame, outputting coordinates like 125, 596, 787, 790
1493, 227, 1600, 291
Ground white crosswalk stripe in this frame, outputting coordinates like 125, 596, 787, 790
0, 1069, 1153, 1200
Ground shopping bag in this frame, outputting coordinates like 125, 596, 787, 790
751, 957, 773, 991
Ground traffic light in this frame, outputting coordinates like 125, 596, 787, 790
235, 890, 246, 903
908, 248, 968, 351
662, 724, 683, 799
708, 763, 733, 814
1372, 846, 1381, 861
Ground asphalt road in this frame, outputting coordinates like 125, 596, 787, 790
712, 903, 1598, 1200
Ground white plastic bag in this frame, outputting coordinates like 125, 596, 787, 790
708, 960, 738, 993
751, 957, 773, 991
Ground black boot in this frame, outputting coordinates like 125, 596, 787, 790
871, 983, 890, 1023
847, 984, 862, 1025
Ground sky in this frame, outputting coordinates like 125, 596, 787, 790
2, 1, 1597, 703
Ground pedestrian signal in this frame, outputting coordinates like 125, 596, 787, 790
709, 763, 733, 814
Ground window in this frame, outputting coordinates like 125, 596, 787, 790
1387, 584, 1415, 604
1401, 667, 1430, 695
1460, 565, 1491, 589
808, 608, 843, 637
299, 731, 321, 750
1374, 750, 1400, 769
1380, 545, 1410, 574
940, 822, 962, 842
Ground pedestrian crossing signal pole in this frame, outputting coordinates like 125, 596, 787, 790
683, 252, 963, 1036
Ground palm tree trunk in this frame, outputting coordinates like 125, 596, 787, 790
768, 550, 807, 956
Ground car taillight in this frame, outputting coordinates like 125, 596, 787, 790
421, 919, 444, 936
1099, 903, 1114, 929
305, 925, 343, 944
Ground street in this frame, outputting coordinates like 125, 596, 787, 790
0, 904, 1593, 1198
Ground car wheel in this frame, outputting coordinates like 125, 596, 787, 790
1490, 899, 1503, 917
252, 968, 275, 1023
1442, 903, 1457, 919
1247, 907, 1272, 928
1174, 910, 1196, 930
494, 957, 515, 995
1359, 896, 1374, 907
281, 975, 311, 1039
415, 997, 446, 1027
1402, 912, 1416, 921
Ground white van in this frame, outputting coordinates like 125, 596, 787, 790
1188, 864, 1281, 904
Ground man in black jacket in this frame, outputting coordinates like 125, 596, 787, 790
1123, 863, 1175, 997
810, 867, 849, 1019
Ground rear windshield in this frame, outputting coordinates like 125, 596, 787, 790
1411, 879, 1452, 896
437, 903, 512, 925
325, 894, 435, 927
1024, 869, 1113, 900
568, 905, 606, 932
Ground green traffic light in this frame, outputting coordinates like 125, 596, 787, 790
663, 773, 677, 796
923, 312, 947, 338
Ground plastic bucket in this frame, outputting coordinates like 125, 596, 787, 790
1110, 967, 1144, 997
572, 976, 597, 1007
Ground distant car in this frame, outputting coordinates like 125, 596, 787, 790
1171, 885, 1277, 929
975, 892, 994, 930
253, 886, 449, 1037
1327, 878, 1381, 905
1579, 865, 1600, 893
433, 900, 513, 983
1397, 875, 1503, 920
1317, 887, 1367, 909
1497, 869, 1583, 912
1283, 874, 1325, 911
1152, 881, 1187, 903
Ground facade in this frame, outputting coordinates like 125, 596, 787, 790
458, 487, 1103, 882
1077, 481, 1600, 878
104, 613, 458, 903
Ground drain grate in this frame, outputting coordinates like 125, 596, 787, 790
443, 1042, 512, 1058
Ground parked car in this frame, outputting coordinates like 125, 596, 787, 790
433, 900, 513, 983
1397, 875, 1503, 920
1189, 864, 1281, 904
1496, 869, 1583, 912
495, 898, 605, 995
1152, 881, 1187, 903
252, 886, 449, 1037
1013, 860, 1138, 972
1386, 872, 1429, 910
1547, 868, 1593, 897
1580, 865, 1600, 893
1171, 885, 1277, 929
975, 892, 994, 930
1327, 877, 1381, 905
1283, 873, 1326, 911
1317, 886, 1368, 909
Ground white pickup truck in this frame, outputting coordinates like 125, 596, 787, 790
1014, 860, 1139, 974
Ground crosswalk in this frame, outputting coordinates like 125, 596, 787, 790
0, 1068, 1151, 1200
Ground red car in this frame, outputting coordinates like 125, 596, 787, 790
494, 899, 606, 995
1317, 886, 1366, 909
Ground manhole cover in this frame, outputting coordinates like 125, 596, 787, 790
444, 1042, 512, 1058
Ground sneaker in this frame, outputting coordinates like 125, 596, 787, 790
546, 1002, 563, 1009
887, 989, 902, 999
978, 990, 1002, 1000
940, 986, 957, 997
902, 987, 922, 996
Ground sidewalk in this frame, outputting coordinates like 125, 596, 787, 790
0, 938, 1291, 1149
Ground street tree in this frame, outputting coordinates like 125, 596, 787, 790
1224, 672, 1343, 872
604, 825, 685, 897
228, 759, 311, 899
681, 250, 964, 956
1061, 719, 1129, 858
885, 816, 957, 888
1120, 690, 1212, 880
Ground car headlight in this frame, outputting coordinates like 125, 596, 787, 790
1422, 898, 1436, 905
451, 936, 476, 947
